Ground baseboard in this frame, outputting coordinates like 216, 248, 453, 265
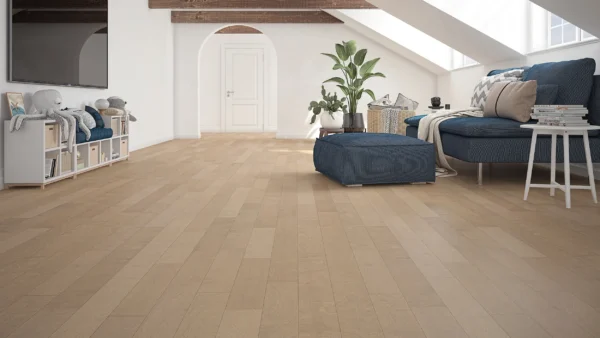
265, 126, 277, 132
130, 136, 174, 152
535, 163, 600, 180
200, 126, 221, 133
276, 133, 315, 139
175, 134, 201, 139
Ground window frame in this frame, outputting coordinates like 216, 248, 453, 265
547, 12, 594, 48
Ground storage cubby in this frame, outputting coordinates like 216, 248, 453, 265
111, 138, 121, 159
100, 139, 111, 163
4, 117, 130, 189
44, 150, 61, 181
77, 144, 90, 171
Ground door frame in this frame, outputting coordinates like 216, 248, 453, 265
220, 43, 270, 132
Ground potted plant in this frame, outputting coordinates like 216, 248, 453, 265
308, 86, 348, 129
322, 40, 385, 132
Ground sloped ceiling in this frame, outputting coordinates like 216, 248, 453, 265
530, 0, 600, 38
327, 10, 450, 74
367, 0, 523, 64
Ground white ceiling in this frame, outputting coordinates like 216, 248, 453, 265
328, 9, 451, 74
367, 0, 524, 64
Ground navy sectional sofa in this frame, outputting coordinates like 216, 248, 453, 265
405, 58, 600, 183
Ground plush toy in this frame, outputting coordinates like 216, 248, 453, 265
9, 89, 79, 152
106, 96, 137, 121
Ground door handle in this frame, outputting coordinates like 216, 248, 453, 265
226, 90, 235, 98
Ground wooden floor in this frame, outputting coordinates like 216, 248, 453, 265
0, 133, 599, 338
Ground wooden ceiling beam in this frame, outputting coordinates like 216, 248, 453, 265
216, 25, 263, 34
151, 0, 374, 9
12, 10, 108, 24
12, 0, 107, 9
172, 11, 343, 24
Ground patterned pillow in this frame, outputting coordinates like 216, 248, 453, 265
471, 71, 521, 109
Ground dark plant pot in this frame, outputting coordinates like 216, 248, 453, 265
343, 113, 365, 133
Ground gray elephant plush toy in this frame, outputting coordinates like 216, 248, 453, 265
108, 96, 137, 122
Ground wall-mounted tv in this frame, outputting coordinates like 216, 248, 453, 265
8, 0, 108, 89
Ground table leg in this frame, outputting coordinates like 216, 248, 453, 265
524, 131, 538, 201
583, 130, 598, 203
550, 133, 557, 196
563, 131, 571, 208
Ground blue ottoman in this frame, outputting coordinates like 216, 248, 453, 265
314, 133, 436, 186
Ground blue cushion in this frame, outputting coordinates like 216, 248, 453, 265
76, 127, 113, 144
487, 66, 530, 77
85, 106, 105, 128
588, 76, 600, 125
523, 58, 596, 105
536, 84, 559, 105
314, 133, 435, 185
405, 115, 600, 138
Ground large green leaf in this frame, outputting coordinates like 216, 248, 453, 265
335, 44, 349, 61
359, 58, 380, 77
333, 63, 344, 70
345, 40, 357, 56
362, 72, 386, 81
323, 77, 345, 85
310, 101, 319, 108
337, 85, 350, 96
347, 63, 357, 80
354, 79, 363, 88
310, 114, 317, 124
357, 89, 364, 100
364, 89, 376, 101
322, 53, 340, 64
354, 49, 367, 66
314, 107, 322, 115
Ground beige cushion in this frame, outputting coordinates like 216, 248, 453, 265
483, 80, 537, 122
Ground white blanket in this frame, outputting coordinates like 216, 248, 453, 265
417, 108, 483, 177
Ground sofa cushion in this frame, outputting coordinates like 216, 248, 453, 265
588, 75, 600, 125
405, 115, 600, 138
523, 58, 596, 105
487, 66, 530, 77
76, 127, 114, 144
536, 84, 559, 105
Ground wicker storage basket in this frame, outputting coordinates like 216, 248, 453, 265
367, 107, 415, 135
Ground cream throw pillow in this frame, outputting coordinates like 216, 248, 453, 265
483, 80, 537, 123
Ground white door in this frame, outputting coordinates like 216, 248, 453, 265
224, 48, 264, 132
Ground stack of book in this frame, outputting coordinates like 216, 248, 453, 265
531, 105, 589, 127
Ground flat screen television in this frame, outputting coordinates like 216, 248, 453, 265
8, 0, 108, 88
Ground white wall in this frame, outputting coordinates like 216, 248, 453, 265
199, 34, 277, 132
80, 33, 109, 87
175, 23, 437, 139
437, 40, 600, 108
1, 0, 174, 187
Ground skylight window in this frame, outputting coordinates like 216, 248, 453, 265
530, 3, 597, 52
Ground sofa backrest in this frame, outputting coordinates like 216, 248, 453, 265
589, 75, 600, 126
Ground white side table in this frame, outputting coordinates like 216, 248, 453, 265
521, 124, 599, 208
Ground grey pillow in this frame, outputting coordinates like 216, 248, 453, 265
471, 72, 520, 109
483, 80, 537, 123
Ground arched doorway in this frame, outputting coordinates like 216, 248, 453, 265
197, 25, 278, 133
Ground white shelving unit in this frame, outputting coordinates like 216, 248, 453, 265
4, 115, 130, 189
